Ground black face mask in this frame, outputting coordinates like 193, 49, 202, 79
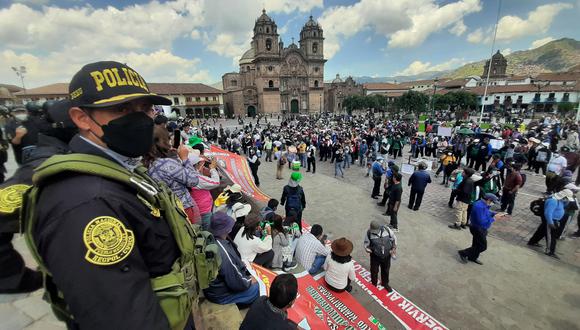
89, 111, 154, 158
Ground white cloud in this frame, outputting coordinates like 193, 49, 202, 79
0, 0, 324, 86
496, 3, 572, 41
503, 48, 512, 55
318, 0, 481, 58
466, 27, 492, 44
530, 36, 555, 49
396, 58, 466, 76
207, 33, 252, 66
449, 20, 467, 36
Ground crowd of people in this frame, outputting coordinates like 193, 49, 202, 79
0, 60, 579, 329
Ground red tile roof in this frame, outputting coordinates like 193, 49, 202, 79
13, 83, 68, 96
467, 84, 578, 95
363, 83, 408, 91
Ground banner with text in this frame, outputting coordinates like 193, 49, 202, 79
251, 263, 385, 330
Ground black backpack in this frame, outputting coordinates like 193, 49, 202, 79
530, 197, 547, 216
367, 227, 394, 259
286, 187, 303, 210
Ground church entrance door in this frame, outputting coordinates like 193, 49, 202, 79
247, 106, 256, 117
290, 99, 299, 113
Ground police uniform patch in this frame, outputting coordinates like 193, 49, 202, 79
83, 216, 135, 266
0, 184, 31, 214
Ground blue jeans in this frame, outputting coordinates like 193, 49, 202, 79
343, 154, 351, 168
335, 162, 344, 177
212, 282, 259, 306
300, 154, 307, 167
309, 255, 327, 275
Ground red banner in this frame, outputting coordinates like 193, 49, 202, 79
206, 145, 270, 203
211, 146, 447, 330
250, 263, 385, 330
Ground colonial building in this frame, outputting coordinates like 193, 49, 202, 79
222, 10, 326, 117
12, 82, 223, 118
324, 74, 363, 112
483, 50, 507, 79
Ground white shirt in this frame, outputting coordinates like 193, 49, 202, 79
323, 257, 356, 290
233, 229, 272, 263
295, 232, 329, 270
547, 155, 567, 175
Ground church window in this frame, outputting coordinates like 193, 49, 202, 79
314, 67, 319, 73
231, 80, 237, 86
268, 66, 273, 71
266, 27, 270, 33
314, 31, 317, 37
312, 42, 318, 54
314, 80, 319, 88
268, 80, 274, 88
266, 38, 272, 51
247, 66, 250, 71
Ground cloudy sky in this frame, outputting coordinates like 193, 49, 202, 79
1, 0, 579, 88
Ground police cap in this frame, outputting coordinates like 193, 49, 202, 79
68, 61, 172, 109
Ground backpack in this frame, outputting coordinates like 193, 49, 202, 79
286, 186, 303, 210
536, 150, 548, 162
21, 154, 220, 329
530, 197, 548, 216
367, 227, 394, 259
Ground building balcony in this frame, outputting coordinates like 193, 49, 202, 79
545, 97, 556, 103
532, 97, 541, 103
562, 97, 570, 102
184, 100, 221, 106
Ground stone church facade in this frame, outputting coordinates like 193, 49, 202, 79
222, 10, 326, 117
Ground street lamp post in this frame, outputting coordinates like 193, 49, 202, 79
11, 66, 27, 103
430, 78, 439, 118
532, 80, 549, 120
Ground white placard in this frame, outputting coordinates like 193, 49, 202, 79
437, 127, 452, 137
489, 139, 504, 150
401, 163, 416, 175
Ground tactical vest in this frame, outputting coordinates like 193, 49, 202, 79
21, 154, 221, 330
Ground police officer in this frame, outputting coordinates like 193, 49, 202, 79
25, 61, 213, 330
0, 100, 75, 294
4, 105, 41, 164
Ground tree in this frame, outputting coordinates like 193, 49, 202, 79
557, 102, 575, 116
395, 90, 429, 114
446, 91, 477, 111
433, 94, 451, 111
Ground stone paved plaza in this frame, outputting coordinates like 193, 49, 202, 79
1, 119, 579, 330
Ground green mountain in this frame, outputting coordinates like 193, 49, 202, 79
447, 38, 580, 78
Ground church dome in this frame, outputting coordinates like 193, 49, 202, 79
303, 16, 319, 28
240, 48, 255, 65
332, 74, 343, 84
256, 9, 273, 24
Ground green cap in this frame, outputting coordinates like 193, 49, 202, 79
290, 172, 303, 182
188, 136, 203, 147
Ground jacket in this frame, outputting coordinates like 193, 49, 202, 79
148, 156, 199, 209
457, 177, 474, 204
190, 168, 220, 214
271, 231, 290, 268
32, 135, 178, 329
281, 185, 306, 210
408, 170, 432, 192
204, 237, 253, 302
470, 200, 495, 230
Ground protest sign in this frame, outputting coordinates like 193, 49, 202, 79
250, 263, 384, 330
